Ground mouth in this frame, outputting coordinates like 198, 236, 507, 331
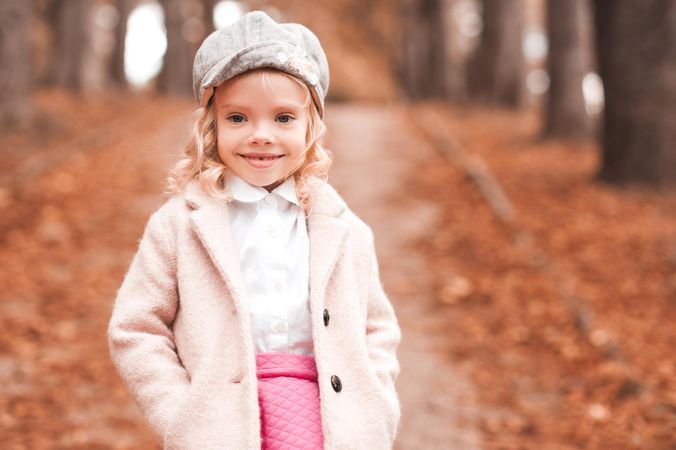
238, 153, 284, 161
237, 153, 285, 169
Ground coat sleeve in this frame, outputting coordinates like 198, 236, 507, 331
108, 209, 190, 441
363, 228, 401, 404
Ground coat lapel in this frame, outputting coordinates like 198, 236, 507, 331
306, 179, 349, 305
185, 181, 248, 317
307, 212, 348, 305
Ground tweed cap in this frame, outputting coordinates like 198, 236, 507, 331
193, 10, 330, 116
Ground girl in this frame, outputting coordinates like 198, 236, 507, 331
108, 10, 401, 450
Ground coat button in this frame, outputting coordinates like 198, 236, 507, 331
323, 308, 330, 326
330, 375, 342, 392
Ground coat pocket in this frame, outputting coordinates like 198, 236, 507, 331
162, 380, 251, 450
162, 386, 193, 449
364, 366, 400, 445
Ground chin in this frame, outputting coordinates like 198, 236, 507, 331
263, 178, 284, 189
247, 176, 280, 188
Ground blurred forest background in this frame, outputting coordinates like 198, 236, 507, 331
0, 0, 675, 449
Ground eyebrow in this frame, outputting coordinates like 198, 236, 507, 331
220, 103, 303, 111
220, 103, 247, 110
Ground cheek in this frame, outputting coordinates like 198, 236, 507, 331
289, 132, 310, 166
291, 122, 310, 149
216, 128, 237, 152
285, 136, 307, 162
216, 139, 236, 164
294, 132, 308, 149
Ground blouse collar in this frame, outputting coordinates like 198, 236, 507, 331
226, 173, 300, 206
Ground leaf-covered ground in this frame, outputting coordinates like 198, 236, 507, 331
410, 103, 676, 450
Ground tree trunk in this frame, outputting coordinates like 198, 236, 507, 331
158, 0, 196, 96
543, 0, 594, 139
0, 0, 32, 128
593, 0, 676, 186
110, 0, 135, 86
202, 0, 219, 35
33, 0, 60, 86
400, 0, 448, 99
443, 0, 469, 101
55, 0, 88, 91
467, 0, 527, 108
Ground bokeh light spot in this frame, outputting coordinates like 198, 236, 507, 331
124, 2, 167, 87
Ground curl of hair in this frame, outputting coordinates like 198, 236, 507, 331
165, 72, 332, 214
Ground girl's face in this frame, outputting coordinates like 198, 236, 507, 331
214, 70, 310, 191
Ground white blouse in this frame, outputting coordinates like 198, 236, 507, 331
225, 174, 314, 356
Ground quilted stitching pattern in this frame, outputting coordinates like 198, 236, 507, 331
256, 352, 324, 450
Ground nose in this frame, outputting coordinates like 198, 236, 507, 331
247, 121, 275, 146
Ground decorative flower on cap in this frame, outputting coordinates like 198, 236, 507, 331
276, 48, 320, 87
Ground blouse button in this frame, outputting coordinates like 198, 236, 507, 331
330, 375, 342, 392
264, 194, 276, 205
273, 321, 287, 333
267, 226, 280, 238
323, 309, 330, 326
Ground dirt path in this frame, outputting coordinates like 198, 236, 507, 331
0, 97, 482, 449
327, 104, 481, 449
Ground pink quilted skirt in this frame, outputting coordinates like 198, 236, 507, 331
255, 352, 324, 450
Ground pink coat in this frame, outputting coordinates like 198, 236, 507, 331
107, 178, 401, 449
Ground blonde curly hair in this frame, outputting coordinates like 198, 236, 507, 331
164, 69, 331, 213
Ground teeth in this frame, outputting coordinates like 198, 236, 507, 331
245, 155, 279, 160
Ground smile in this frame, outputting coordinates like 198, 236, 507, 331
238, 153, 284, 169
239, 154, 284, 160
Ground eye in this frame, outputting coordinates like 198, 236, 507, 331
227, 114, 246, 123
276, 114, 294, 124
